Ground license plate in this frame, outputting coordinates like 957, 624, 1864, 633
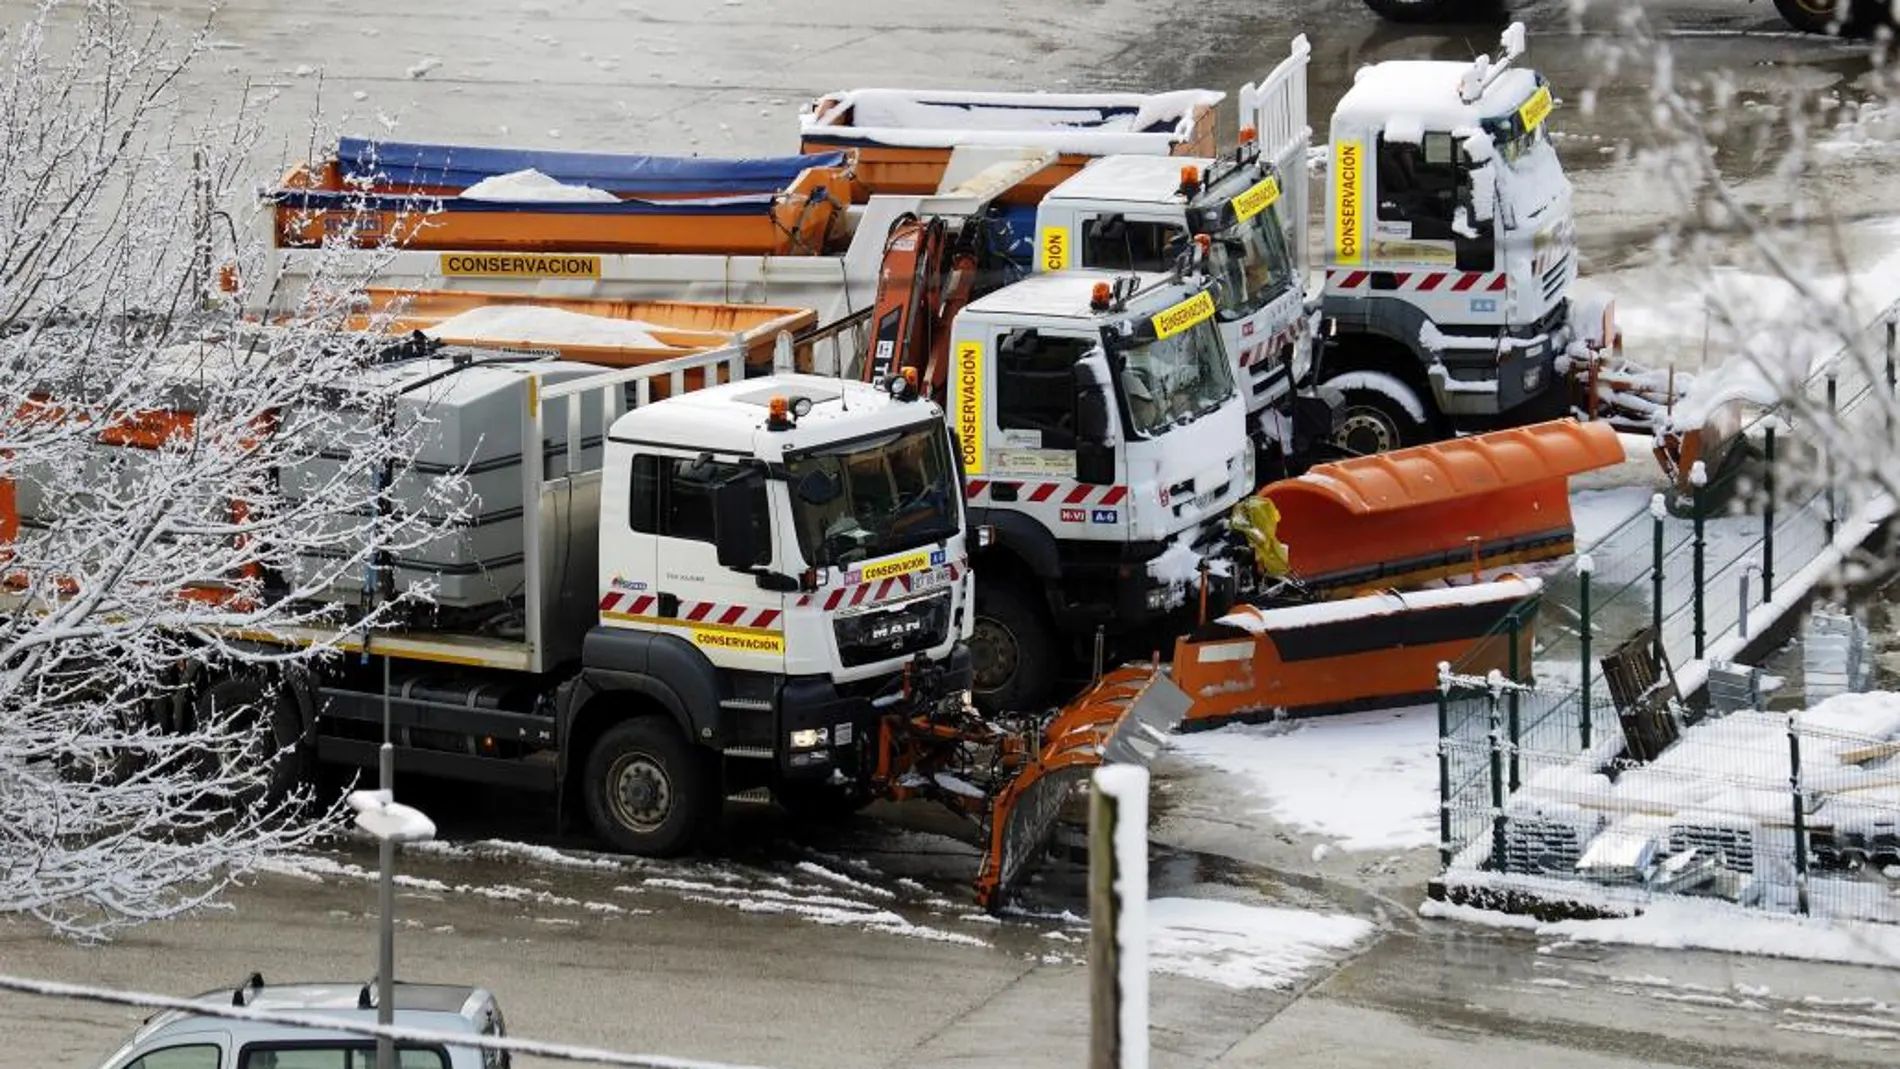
909, 568, 947, 592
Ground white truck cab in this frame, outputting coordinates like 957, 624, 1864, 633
948, 268, 1252, 708
1035, 152, 1309, 423
1319, 24, 1604, 453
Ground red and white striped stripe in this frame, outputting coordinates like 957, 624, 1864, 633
1238, 325, 1301, 369
963, 481, 1128, 507
1325, 269, 1506, 294
796, 560, 964, 610
598, 591, 781, 630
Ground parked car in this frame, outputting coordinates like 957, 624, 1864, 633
96, 974, 508, 1069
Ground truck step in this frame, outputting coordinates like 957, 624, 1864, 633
726, 787, 774, 805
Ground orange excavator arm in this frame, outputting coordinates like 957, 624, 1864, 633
861, 213, 979, 397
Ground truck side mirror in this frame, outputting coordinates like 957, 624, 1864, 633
713, 473, 767, 570
1072, 360, 1116, 486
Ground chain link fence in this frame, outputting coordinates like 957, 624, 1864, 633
1435, 301, 1900, 922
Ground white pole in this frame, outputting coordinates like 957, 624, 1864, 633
1089, 766, 1149, 1069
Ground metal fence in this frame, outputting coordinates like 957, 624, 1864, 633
1436, 301, 1900, 921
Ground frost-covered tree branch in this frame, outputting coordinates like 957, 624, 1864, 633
1573, 4, 1900, 566
0, 0, 456, 940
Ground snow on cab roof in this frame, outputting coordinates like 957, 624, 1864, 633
1046, 154, 1215, 207
612, 372, 921, 453
1333, 61, 1540, 136
963, 270, 1177, 320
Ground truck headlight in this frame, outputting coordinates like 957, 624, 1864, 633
1523, 362, 1543, 391
1146, 588, 1171, 611
789, 727, 829, 750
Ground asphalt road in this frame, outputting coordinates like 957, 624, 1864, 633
7, 0, 1900, 1066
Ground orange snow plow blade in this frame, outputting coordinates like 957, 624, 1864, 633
1261, 419, 1623, 595
1171, 578, 1539, 726
973, 668, 1190, 910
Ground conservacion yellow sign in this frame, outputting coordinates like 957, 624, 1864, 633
1040, 226, 1070, 271
954, 340, 985, 475
692, 625, 785, 655
440, 253, 603, 279
860, 550, 931, 583
1334, 140, 1363, 265
1231, 175, 1281, 222
1517, 85, 1553, 132
1151, 290, 1216, 340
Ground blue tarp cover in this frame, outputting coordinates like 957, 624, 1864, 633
336, 138, 848, 195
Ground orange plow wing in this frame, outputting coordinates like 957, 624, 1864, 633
1262, 418, 1623, 595
1172, 578, 1538, 726
972, 667, 1190, 910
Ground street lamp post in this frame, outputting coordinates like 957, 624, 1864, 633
347, 764, 435, 1069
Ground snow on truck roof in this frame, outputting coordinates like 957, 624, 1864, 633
1046, 154, 1215, 206
800, 88, 1222, 154
611, 373, 936, 455
962, 269, 1178, 321
1333, 61, 1540, 135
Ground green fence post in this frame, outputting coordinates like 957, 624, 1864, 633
1437, 662, 1453, 870
1487, 681, 1507, 872
1825, 373, 1838, 545
1506, 613, 1522, 792
1887, 313, 1896, 438
1692, 461, 1707, 660
1788, 712, 1811, 917
1578, 556, 1593, 750
1762, 424, 1775, 602
1651, 493, 1666, 638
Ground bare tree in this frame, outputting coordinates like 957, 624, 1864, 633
0, 0, 456, 939
1573, 7, 1900, 537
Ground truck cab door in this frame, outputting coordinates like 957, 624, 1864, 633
979, 327, 1125, 536
626, 451, 786, 670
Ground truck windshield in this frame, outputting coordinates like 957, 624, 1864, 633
1208, 208, 1293, 320
1107, 318, 1234, 438
786, 422, 959, 570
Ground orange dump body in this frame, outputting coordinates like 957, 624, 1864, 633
1262, 419, 1625, 595
1169, 579, 1538, 726
268, 163, 851, 255
799, 90, 1221, 204
351, 289, 818, 379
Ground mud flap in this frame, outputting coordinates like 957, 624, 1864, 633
972, 668, 1190, 910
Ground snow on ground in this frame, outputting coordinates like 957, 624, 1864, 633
1570, 485, 1658, 545
1147, 897, 1374, 990
1423, 896, 1900, 969
1166, 708, 1440, 852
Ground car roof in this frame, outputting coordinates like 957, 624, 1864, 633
130, 980, 497, 1049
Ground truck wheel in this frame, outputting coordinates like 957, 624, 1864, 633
583, 717, 715, 856
1361, 0, 1485, 22
1332, 386, 1430, 456
971, 584, 1057, 714
1772, 0, 1878, 34
197, 672, 306, 805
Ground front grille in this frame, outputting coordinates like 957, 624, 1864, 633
833, 590, 952, 668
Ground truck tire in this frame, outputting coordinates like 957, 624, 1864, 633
970, 583, 1057, 714
1773, 0, 1880, 34
1361, 0, 1486, 22
197, 672, 306, 805
1332, 385, 1430, 456
583, 717, 717, 856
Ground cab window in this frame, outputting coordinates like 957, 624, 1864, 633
126, 1046, 221, 1069
1375, 133, 1460, 241
995, 330, 1093, 450
1082, 216, 1183, 273
628, 454, 769, 566
237, 1047, 446, 1069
